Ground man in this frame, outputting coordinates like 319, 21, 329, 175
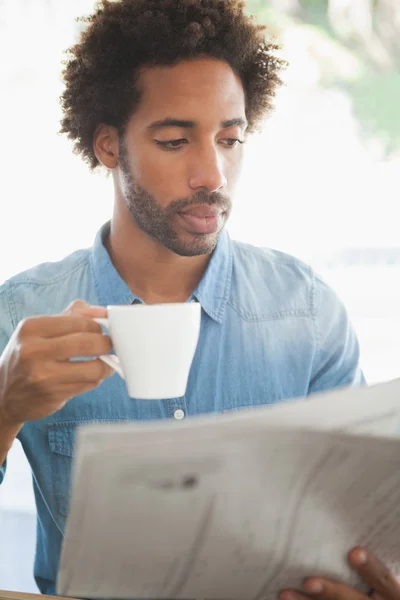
0, 0, 395, 598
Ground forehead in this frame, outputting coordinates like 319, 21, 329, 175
133, 58, 246, 127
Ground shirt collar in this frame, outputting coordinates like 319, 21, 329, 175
91, 222, 233, 324
192, 228, 232, 324
91, 222, 139, 307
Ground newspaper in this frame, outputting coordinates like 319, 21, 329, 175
57, 377, 400, 599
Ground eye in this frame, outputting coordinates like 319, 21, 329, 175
155, 139, 188, 151
219, 139, 245, 148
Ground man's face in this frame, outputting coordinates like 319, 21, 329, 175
117, 58, 247, 257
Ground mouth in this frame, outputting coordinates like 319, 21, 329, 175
178, 205, 225, 235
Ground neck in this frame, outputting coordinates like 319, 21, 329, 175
106, 207, 213, 304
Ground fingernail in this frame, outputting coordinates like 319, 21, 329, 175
356, 549, 368, 565
304, 580, 324, 594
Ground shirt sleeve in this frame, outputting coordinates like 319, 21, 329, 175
0, 459, 6, 484
0, 283, 17, 484
308, 273, 366, 395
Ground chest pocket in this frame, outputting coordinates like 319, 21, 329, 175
48, 419, 129, 519
48, 424, 76, 518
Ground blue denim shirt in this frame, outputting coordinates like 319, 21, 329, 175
0, 223, 364, 594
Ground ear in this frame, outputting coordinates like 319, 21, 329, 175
93, 124, 119, 169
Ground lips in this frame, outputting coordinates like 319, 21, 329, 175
178, 205, 224, 235
180, 205, 221, 219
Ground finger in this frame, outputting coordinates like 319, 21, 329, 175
349, 547, 400, 600
63, 300, 107, 319
370, 592, 384, 600
48, 333, 113, 361
18, 315, 103, 339
20, 333, 113, 362
371, 579, 400, 600
61, 359, 115, 383
37, 381, 107, 404
280, 591, 310, 600
301, 577, 366, 600
29, 359, 114, 386
60, 379, 110, 398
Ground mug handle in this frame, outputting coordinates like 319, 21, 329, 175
93, 317, 125, 380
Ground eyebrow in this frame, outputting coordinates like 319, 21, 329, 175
146, 117, 248, 131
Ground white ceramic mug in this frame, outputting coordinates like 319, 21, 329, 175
94, 302, 201, 399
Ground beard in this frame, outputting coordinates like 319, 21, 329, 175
118, 144, 232, 257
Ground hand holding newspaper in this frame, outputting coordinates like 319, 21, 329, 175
57, 378, 400, 599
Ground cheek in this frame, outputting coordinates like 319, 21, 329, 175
133, 151, 188, 206
224, 153, 243, 190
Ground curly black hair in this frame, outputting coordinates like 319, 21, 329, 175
60, 0, 286, 170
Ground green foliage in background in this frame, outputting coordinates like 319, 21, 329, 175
246, 0, 400, 154
352, 71, 400, 152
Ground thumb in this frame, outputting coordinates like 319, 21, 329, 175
63, 300, 108, 318
369, 575, 400, 600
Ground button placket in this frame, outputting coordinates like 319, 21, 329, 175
173, 408, 185, 420
167, 396, 188, 420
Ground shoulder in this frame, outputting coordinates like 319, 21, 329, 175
232, 240, 315, 281
229, 239, 319, 320
0, 248, 93, 327
3, 248, 90, 288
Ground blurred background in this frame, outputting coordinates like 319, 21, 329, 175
0, 0, 399, 592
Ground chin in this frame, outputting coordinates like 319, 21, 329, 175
169, 231, 220, 257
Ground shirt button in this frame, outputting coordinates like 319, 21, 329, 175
174, 409, 185, 420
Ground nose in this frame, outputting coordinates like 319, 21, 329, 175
188, 145, 228, 193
